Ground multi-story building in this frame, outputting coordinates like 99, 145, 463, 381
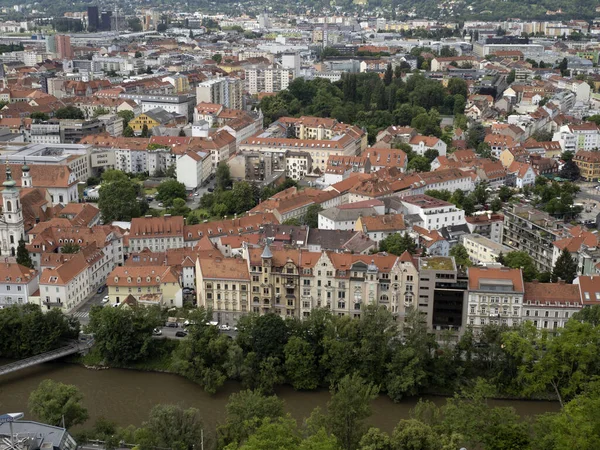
38, 252, 91, 313
523, 281, 581, 330
502, 204, 565, 273
553, 123, 600, 152
466, 267, 524, 330
196, 255, 250, 326
355, 214, 407, 244
461, 233, 513, 265
400, 194, 466, 231
0, 263, 38, 307
129, 108, 175, 135
106, 265, 182, 308
176, 150, 211, 190
466, 212, 504, 243
195, 77, 244, 110
119, 93, 196, 121
244, 66, 296, 95
54, 35, 73, 60
127, 216, 185, 253
418, 256, 467, 333
573, 150, 600, 182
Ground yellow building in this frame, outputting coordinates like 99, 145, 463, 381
574, 150, 600, 181
106, 265, 182, 308
129, 108, 174, 134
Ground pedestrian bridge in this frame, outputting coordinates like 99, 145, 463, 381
0, 337, 94, 377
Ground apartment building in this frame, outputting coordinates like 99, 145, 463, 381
38, 252, 91, 313
400, 194, 466, 231
0, 263, 38, 307
466, 267, 524, 330
127, 216, 185, 253
502, 204, 565, 273
196, 255, 250, 326
354, 214, 406, 244
461, 233, 513, 265
176, 150, 211, 190
523, 281, 581, 330
244, 66, 295, 94
573, 150, 600, 182
466, 212, 504, 243
106, 265, 182, 308
195, 77, 244, 110
553, 123, 600, 152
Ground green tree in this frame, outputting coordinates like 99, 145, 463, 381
379, 233, 417, 255
503, 320, 600, 407
284, 336, 319, 390
383, 63, 393, 86
240, 416, 300, 450
559, 160, 580, 181
61, 242, 81, 254
503, 251, 537, 282
558, 57, 569, 77
135, 404, 206, 450
283, 218, 302, 226
326, 373, 379, 450
551, 248, 578, 283
407, 155, 431, 173
167, 198, 191, 217
490, 197, 502, 212
87, 305, 162, 365
122, 125, 134, 137
449, 244, 473, 267
305, 204, 323, 228
117, 110, 135, 127
29, 380, 88, 428
140, 124, 149, 138
156, 179, 187, 207
217, 389, 285, 448
391, 419, 440, 450
212, 53, 223, 64
30, 112, 50, 121
506, 69, 516, 84
447, 78, 468, 98
98, 176, 142, 222
423, 149, 439, 163
424, 189, 451, 201
498, 185, 513, 202
174, 308, 231, 393
216, 162, 232, 191
16, 238, 33, 268
92, 107, 110, 117
55, 106, 85, 120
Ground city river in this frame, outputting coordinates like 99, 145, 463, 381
0, 362, 560, 434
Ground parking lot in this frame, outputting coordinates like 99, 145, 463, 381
575, 181, 600, 224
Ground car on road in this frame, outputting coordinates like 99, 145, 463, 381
194, 192, 200, 196
175, 331, 188, 338
158, 202, 163, 207
102, 296, 109, 303
219, 324, 231, 331
207, 188, 214, 192
165, 322, 178, 328
153, 328, 162, 336
97, 285, 106, 294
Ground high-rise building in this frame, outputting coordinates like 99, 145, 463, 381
87, 6, 99, 31
195, 77, 244, 110
55, 35, 73, 60
45, 36, 56, 54
281, 52, 300, 77
100, 10, 112, 31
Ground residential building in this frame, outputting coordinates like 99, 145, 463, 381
0, 263, 38, 306
461, 233, 513, 265
354, 214, 406, 244
127, 216, 185, 253
318, 199, 385, 231
466, 267, 524, 330
38, 252, 91, 313
106, 265, 182, 308
465, 212, 504, 243
502, 204, 565, 273
400, 194, 466, 231
129, 108, 176, 135
176, 150, 211, 190
195, 77, 244, 110
573, 150, 600, 181
409, 135, 447, 157
523, 281, 581, 330
244, 66, 295, 94
196, 255, 250, 325
553, 123, 600, 152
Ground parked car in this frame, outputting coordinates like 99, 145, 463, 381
152, 328, 162, 336
207, 188, 214, 193
157, 202, 163, 207
219, 324, 231, 331
102, 296, 109, 304
96, 285, 105, 294
182, 288, 192, 294
175, 331, 188, 338
165, 322, 178, 328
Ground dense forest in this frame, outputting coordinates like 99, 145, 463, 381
260, 72, 469, 145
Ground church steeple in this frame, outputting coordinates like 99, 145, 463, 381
21, 161, 31, 188
3, 162, 16, 190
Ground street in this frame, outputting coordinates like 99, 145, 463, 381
575, 181, 600, 223
69, 288, 107, 325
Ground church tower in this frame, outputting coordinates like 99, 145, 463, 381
1, 163, 24, 256
21, 163, 32, 188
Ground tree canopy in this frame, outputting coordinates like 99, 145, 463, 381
29, 380, 88, 429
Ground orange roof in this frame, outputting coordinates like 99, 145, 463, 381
197, 256, 249, 280
468, 267, 524, 292
358, 214, 406, 232
130, 216, 185, 238
524, 281, 580, 305
39, 252, 88, 285
0, 263, 37, 283
107, 266, 179, 287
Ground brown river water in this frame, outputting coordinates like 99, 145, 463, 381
0, 362, 560, 434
